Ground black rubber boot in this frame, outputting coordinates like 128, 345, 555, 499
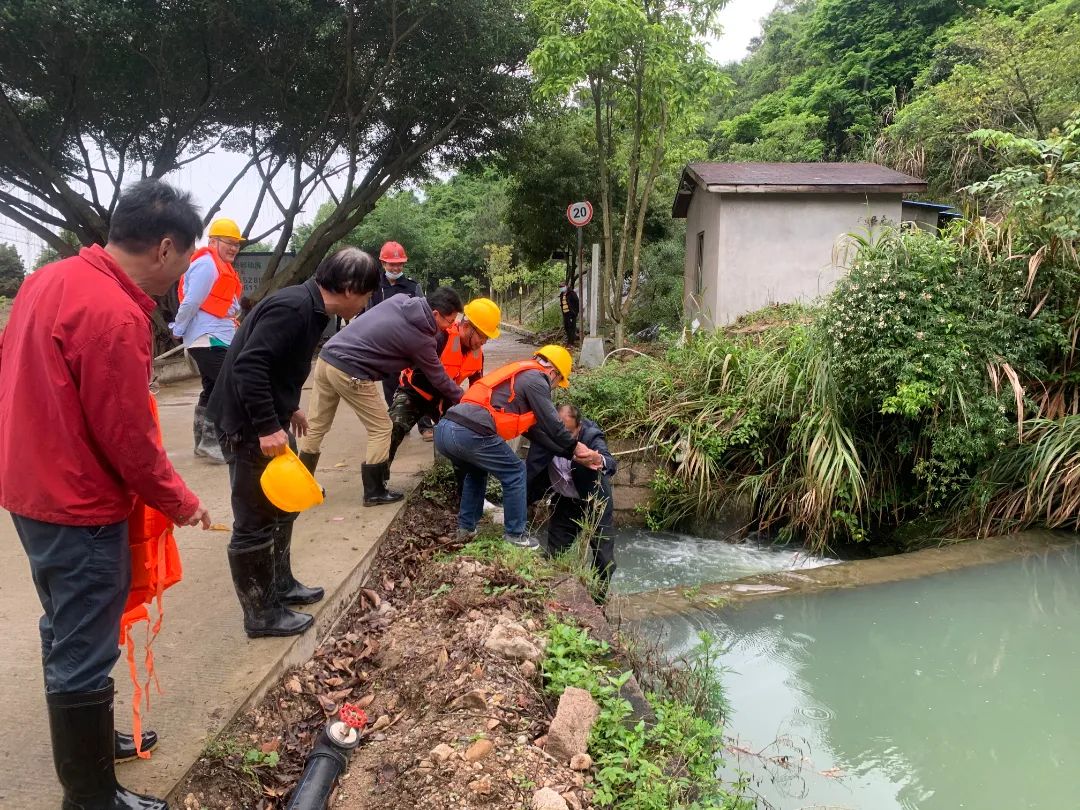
272, 522, 324, 606
192, 405, 206, 457
297, 450, 320, 475
227, 541, 314, 638
46, 679, 168, 809
114, 730, 158, 763
362, 462, 403, 506
197, 410, 226, 464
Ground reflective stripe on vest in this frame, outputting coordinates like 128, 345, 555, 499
400, 323, 484, 401
460, 359, 545, 441
178, 246, 242, 319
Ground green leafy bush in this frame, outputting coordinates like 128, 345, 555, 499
541, 621, 750, 810
570, 120, 1080, 550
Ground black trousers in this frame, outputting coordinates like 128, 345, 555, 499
12, 515, 129, 693
547, 475, 616, 586
563, 312, 578, 344
223, 434, 298, 552
188, 346, 228, 408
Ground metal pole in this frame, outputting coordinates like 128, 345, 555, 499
577, 227, 584, 342
590, 243, 600, 338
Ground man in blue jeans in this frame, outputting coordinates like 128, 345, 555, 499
434, 345, 602, 550
0, 180, 212, 810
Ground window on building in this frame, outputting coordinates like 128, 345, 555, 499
695, 231, 705, 293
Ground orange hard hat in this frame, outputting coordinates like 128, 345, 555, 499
380, 241, 408, 263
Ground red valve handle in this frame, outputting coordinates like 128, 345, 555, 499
339, 703, 368, 730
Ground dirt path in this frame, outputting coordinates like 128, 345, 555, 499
176, 483, 597, 810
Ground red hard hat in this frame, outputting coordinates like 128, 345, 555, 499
379, 241, 408, 263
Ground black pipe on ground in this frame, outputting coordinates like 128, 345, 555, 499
286, 707, 364, 810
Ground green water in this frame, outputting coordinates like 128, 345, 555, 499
645, 542, 1080, 810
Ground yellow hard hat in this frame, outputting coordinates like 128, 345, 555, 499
535, 344, 572, 388
208, 218, 244, 241
260, 448, 324, 513
463, 297, 501, 339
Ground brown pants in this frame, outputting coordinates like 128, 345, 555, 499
299, 358, 392, 464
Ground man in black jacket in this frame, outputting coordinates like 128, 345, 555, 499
559, 281, 580, 345
208, 248, 379, 638
297, 287, 464, 506
526, 404, 617, 600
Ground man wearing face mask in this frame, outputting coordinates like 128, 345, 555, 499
369, 241, 422, 408
171, 217, 245, 464
559, 280, 580, 345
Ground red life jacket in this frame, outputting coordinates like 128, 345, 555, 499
460, 360, 546, 441
400, 322, 484, 401
118, 395, 183, 759
178, 246, 242, 319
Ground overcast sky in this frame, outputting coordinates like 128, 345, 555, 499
2, 0, 774, 267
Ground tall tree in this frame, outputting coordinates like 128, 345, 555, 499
0, 0, 534, 301
880, 0, 1080, 196
254, 0, 534, 296
0, 242, 25, 298
0, 0, 274, 253
505, 111, 600, 283
529, 0, 727, 345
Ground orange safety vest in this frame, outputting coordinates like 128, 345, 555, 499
460, 359, 547, 441
400, 322, 485, 401
177, 246, 242, 319
118, 395, 183, 759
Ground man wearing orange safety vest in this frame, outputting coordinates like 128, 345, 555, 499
386, 298, 501, 473
171, 217, 245, 463
434, 345, 603, 550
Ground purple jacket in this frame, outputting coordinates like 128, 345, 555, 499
319, 296, 462, 405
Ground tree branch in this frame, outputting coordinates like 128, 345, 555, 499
203, 151, 260, 226
0, 199, 76, 256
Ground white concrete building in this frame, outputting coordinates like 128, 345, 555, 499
672, 162, 926, 327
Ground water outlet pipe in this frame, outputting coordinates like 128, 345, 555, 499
286, 704, 367, 810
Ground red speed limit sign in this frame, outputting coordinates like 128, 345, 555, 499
567, 200, 593, 227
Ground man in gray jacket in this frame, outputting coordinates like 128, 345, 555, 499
298, 287, 464, 505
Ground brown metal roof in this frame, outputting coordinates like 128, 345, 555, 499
672, 162, 927, 217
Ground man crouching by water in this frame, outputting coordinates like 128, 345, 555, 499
527, 404, 617, 601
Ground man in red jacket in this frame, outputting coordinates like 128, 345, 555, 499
0, 179, 212, 810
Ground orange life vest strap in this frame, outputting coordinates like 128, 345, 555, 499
118, 395, 183, 759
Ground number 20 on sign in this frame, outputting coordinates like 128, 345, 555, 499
567, 201, 593, 228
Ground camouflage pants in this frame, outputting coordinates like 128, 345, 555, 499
387, 389, 436, 467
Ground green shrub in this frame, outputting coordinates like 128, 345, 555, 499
541, 621, 751, 810
569, 121, 1080, 550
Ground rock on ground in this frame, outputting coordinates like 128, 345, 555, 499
483, 623, 542, 662
545, 687, 600, 762
532, 787, 570, 810
569, 753, 592, 771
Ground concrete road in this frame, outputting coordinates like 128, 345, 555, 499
0, 334, 532, 808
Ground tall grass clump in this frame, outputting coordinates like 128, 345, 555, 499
574, 118, 1080, 552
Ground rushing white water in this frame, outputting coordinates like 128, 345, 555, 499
611, 526, 838, 594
